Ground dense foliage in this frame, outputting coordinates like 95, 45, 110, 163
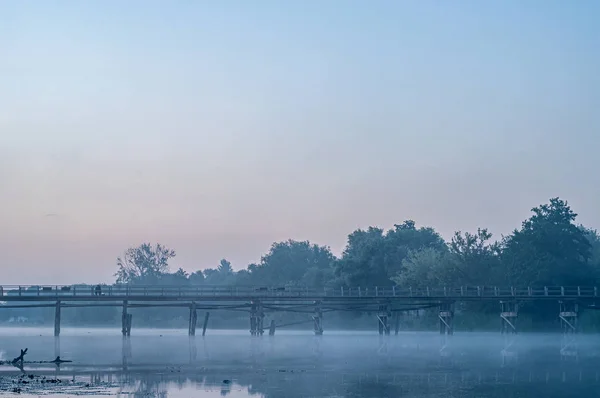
116, 198, 600, 290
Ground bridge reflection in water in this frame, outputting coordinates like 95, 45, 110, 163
14, 361, 600, 398
8, 333, 596, 397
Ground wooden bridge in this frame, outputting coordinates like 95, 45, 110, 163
0, 285, 597, 337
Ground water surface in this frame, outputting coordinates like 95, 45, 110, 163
0, 328, 598, 397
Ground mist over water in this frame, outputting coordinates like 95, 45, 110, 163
0, 328, 599, 397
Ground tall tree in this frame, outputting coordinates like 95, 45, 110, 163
336, 227, 387, 287
249, 240, 336, 286
234, 269, 252, 285
115, 243, 175, 283
159, 268, 190, 285
384, 221, 447, 277
579, 225, 600, 283
336, 221, 446, 287
501, 198, 592, 286
202, 259, 236, 285
446, 228, 501, 285
189, 270, 205, 285
217, 259, 234, 274
393, 247, 449, 287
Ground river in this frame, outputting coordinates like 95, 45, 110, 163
0, 328, 598, 397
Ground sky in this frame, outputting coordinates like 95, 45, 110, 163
1, 1, 599, 285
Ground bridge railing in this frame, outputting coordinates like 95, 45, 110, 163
0, 285, 597, 299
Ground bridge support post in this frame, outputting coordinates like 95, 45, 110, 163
188, 302, 198, 336
313, 301, 323, 335
377, 303, 391, 335
202, 312, 210, 336
559, 300, 578, 359
500, 301, 518, 334
250, 303, 256, 336
394, 313, 400, 335
438, 302, 454, 335
269, 319, 276, 336
54, 301, 61, 337
250, 301, 264, 336
122, 301, 132, 337
559, 300, 578, 334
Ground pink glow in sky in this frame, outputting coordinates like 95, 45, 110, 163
1, 1, 599, 284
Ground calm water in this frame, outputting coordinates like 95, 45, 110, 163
0, 328, 598, 397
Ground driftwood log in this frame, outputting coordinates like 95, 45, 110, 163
11, 348, 27, 364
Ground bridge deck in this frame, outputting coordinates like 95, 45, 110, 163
0, 285, 597, 302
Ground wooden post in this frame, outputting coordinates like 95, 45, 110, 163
394, 313, 400, 335
188, 302, 198, 336
258, 303, 264, 335
250, 301, 264, 336
313, 301, 323, 335
269, 320, 276, 336
54, 301, 61, 337
559, 300, 579, 359
500, 301, 518, 334
439, 302, 454, 335
559, 300, 578, 334
250, 302, 257, 336
122, 300, 128, 336
385, 306, 391, 335
377, 303, 390, 335
202, 312, 210, 336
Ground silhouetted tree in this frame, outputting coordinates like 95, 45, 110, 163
446, 228, 501, 285
217, 259, 233, 274
249, 240, 336, 286
336, 221, 446, 287
115, 243, 176, 284
189, 270, 205, 285
393, 247, 449, 287
501, 198, 592, 286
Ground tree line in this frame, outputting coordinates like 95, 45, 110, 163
2, 197, 599, 330
116, 197, 600, 290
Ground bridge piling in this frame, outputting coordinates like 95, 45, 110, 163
394, 313, 400, 335
559, 300, 578, 334
188, 302, 197, 336
438, 302, 454, 335
313, 301, 323, 335
500, 301, 518, 334
250, 306, 256, 335
377, 303, 391, 335
202, 312, 210, 336
559, 300, 579, 359
54, 301, 61, 337
121, 301, 129, 336
250, 301, 264, 336
269, 319, 276, 336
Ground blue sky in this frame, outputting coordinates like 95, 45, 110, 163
1, 1, 599, 284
